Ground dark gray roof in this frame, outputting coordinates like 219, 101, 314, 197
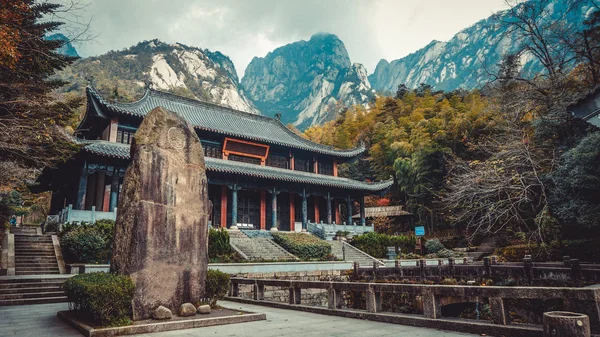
85, 86, 365, 159
81, 140, 392, 193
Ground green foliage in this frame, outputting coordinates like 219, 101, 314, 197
63, 272, 134, 327
61, 227, 107, 263
350, 232, 416, 258
205, 269, 230, 306
272, 233, 331, 260
550, 131, 600, 233
208, 228, 232, 258
424, 238, 445, 254
59, 220, 115, 263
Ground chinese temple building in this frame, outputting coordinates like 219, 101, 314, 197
41, 86, 393, 232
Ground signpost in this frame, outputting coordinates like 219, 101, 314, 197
415, 226, 425, 255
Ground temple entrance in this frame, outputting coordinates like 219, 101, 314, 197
237, 189, 260, 228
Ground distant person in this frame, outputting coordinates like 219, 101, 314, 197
9, 215, 17, 227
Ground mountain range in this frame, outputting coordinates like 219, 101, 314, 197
55, 0, 597, 129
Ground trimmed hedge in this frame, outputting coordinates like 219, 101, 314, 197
63, 272, 134, 327
205, 269, 230, 306
59, 220, 115, 263
272, 233, 331, 260
350, 232, 416, 258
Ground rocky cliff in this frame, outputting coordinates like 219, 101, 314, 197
241, 33, 374, 129
369, 0, 597, 93
56, 39, 257, 113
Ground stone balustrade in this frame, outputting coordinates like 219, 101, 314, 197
228, 277, 600, 336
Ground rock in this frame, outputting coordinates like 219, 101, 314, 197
179, 303, 197, 317
197, 304, 211, 314
152, 306, 172, 320
110, 107, 211, 320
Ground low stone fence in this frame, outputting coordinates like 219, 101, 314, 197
228, 277, 600, 337
360, 257, 600, 285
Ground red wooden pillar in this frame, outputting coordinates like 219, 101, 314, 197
333, 160, 338, 177
289, 193, 295, 231
109, 118, 118, 142
260, 190, 266, 230
220, 185, 227, 228
314, 196, 320, 223
334, 200, 341, 224
102, 182, 111, 212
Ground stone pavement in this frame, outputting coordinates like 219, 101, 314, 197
0, 300, 479, 337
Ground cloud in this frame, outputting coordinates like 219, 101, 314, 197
69, 0, 508, 79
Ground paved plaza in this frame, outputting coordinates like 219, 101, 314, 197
0, 300, 480, 337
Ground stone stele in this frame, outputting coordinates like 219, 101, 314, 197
110, 106, 210, 320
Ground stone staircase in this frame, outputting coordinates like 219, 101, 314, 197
329, 240, 385, 267
12, 227, 61, 276
0, 276, 69, 305
228, 230, 297, 261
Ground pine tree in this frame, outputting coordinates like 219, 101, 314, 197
0, 1, 81, 189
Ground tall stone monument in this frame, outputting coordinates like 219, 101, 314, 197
111, 107, 210, 320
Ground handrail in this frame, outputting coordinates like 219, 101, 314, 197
228, 277, 600, 331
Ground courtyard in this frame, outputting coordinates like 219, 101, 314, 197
0, 300, 478, 337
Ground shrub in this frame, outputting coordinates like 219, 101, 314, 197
44, 220, 59, 233
350, 232, 416, 258
63, 272, 134, 327
209, 228, 232, 258
425, 239, 445, 254
61, 227, 107, 263
272, 233, 331, 260
205, 269, 230, 306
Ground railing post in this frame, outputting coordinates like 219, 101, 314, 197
570, 259, 581, 283
422, 290, 441, 319
523, 256, 533, 284
491, 255, 498, 265
91, 205, 96, 223
419, 259, 426, 279
489, 297, 511, 325
230, 280, 239, 297
448, 257, 455, 277
483, 256, 491, 277
563, 256, 571, 267
372, 261, 379, 280
353, 261, 360, 281
67, 204, 73, 223
328, 286, 343, 310
394, 260, 400, 274
254, 282, 264, 301
366, 285, 382, 313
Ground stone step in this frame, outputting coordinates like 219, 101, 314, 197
14, 250, 56, 256
2, 286, 63, 294
15, 271, 61, 275
0, 296, 68, 306
15, 266, 60, 271
15, 263, 59, 268
1, 281, 66, 288
16, 256, 58, 261
0, 291, 65, 300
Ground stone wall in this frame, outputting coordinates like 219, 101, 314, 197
233, 270, 350, 306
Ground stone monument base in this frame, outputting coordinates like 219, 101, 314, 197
57, 307, 266, 337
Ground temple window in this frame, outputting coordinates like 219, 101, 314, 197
116, 129, 133, 144
266, 151, 289, 169
228, 154, 262, 165
294, 156, 313, 173
318, 160, 334, 176
201, 140, 222, 159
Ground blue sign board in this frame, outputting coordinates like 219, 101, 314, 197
415, 226, 425, 236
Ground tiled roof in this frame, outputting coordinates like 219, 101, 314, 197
81, 140, 392, 193
85, 86, 365, 158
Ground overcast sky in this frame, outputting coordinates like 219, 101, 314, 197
72, 0, 510, 78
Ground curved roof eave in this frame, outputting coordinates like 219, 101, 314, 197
80, 140, 391, 193
83, 86, 365, 159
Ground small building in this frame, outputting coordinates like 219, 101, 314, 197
352, 205, 412, 231
569, 87, 600, 127
39, 87, 392, 233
